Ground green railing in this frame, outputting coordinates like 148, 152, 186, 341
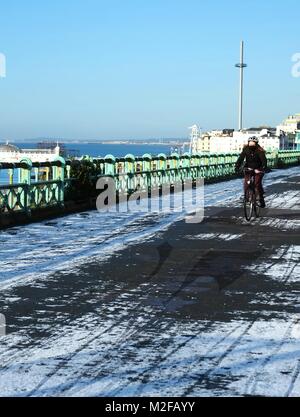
81, 150, 300, 195
0, 157, 67, 214
1, 150, 300, 215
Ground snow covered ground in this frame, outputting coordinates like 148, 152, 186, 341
0, 167, 299, 397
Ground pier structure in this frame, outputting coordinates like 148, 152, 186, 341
0, 142, 61, 163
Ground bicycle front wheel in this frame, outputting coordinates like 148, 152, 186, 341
244, 190, 254, 222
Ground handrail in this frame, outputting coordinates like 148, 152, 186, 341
1, 150, 300, 215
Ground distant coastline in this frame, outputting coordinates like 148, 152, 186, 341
8, 138, 187, 146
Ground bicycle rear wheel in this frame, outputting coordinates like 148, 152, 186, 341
254, 197, 261, 218
244, 190, 254, 221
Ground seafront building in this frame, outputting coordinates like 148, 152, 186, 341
211, 129, 280, 153
276, 114, 300, 150
0, 142, 61, 163
276, 114, 300, 135
189, 113, 300, 154
190, 128, 280, 154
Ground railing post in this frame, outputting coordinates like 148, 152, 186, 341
170, 153, 180, 184
53, 156, 66, 206
158, 154, 167, 187
19, 158, 32, 214
142, 154, 152, 193
66, 163, 71, 180
8, 168, 14, 208
104, 155, 116, 176
125, 154, 135, 194
181, 153, 191, 181
33, 167, 39, 206
103, 154, 117, 194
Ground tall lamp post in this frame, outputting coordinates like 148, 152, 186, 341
235, 41, 247, 131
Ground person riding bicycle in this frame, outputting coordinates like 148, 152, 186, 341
235, 136, 267, 208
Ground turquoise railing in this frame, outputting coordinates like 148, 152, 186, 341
86, 150, 300, 195
0, 157, 66, 214
82, 152, 239, 195
1, 150, 300, 214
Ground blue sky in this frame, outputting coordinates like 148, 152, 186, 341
0, 0, 299, 140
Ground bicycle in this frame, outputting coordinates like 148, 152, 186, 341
243, 168, 264, 222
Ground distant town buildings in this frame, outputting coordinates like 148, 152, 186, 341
190, 128, 280, 154
276, 113, 300, 150
0, 142, 61, 163
276, 114, 300, 135
189, 112, 300, 154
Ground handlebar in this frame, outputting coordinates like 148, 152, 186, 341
243, 168, 265, 174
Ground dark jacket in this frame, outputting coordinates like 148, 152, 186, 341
235, 145, 268, 171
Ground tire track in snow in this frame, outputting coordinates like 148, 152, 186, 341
122, 322, 247, 397
182, 320, 256, 396
285, 360, 300, 397
170, 246, 298, 397
53, 245, 295, 395
24, 217, 300, 395
25, 250, 215, 396
243, 319, 300, 396
242, 245, 300, 396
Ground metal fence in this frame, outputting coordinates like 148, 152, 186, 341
84, 150, 300, 194
0, 157, 66, 214
1, 150, 300, 214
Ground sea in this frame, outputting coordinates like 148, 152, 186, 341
17, 142, 176, 159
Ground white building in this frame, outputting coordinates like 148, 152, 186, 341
276, 114, 300, 136
0, 143, 61, 163
276, 114, 300, 149
193, 129, 280, 154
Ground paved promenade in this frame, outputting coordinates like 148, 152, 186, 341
0, 167, 299, 397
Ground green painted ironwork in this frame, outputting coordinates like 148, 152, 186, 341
91, 150, 300, 196
0, 157, 66, 214
1, 150, 300, 215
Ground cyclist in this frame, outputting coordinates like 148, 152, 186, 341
235, 136, 267, 208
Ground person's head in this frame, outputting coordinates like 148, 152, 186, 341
248, 136, 259, 149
